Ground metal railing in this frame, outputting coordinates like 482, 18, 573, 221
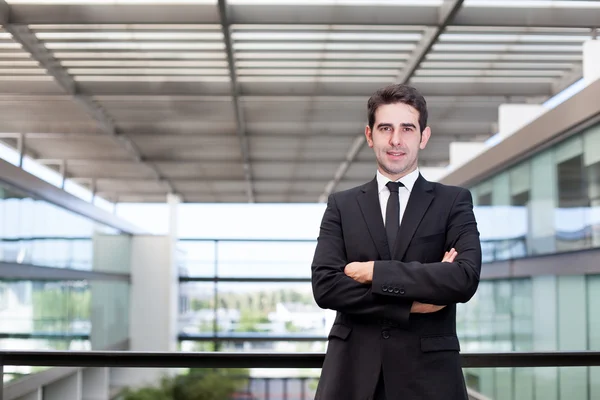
3, 351, 600, 400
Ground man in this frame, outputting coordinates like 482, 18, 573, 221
311, 84, 481, 399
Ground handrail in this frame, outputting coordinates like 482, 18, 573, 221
2, 350, 600, 369
3, 351, 600, 400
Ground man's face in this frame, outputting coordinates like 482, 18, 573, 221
364, 102, 431, 181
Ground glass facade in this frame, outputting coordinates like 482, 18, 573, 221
459, 275, 600, 400
0, 182, 121, 271
457, 121, 600, 399
177, 239, 330, 354
0, 179, 133, 382
471, 121, 600, 262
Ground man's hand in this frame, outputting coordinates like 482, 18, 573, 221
344, 261, 374, 284
344, 249, 458, 286
411, 248, 457, 314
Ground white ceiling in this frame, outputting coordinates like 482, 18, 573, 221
0, 0, 597, 203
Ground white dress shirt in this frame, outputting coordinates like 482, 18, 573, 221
376, 168, 420, 227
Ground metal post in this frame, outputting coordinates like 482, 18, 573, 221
213, 240, 220, 352
17, 133, 25, 168
301, 378, 306, 400
90, 179, 97, 204
1, 356, 4, 400
282, 378, 288, 400
265, 378, 270, 400
60, 160, 67, 189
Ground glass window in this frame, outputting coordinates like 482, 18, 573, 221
584, 124, 600, 249
554, 136, 589, 252
0, 181, 126, 272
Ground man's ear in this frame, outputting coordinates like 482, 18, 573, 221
419, 126, 431, 150
365, 125, 374, 148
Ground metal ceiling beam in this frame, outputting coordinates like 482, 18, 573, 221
0, 82, 554, 97
71, 177, 381, 184
218, 0, 254, 203
0, 94, 530, 103
4, 3, 600, 27
0, 1, 8, 24
18, 128, 490, 141
318, 0, 465, 203
552, 64, 584, 98
35, 157, 447, 168
0, 4, 179, 199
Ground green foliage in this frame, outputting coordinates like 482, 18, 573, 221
121, 377, 174, 400
31, 285, 90, 331
120, 369, 249, 400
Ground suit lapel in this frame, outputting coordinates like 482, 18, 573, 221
357, 178, 391, 260
394, 174, 435, 261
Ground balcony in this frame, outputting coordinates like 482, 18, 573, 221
2, 350, 600, 400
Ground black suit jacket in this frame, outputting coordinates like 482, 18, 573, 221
311, 174, 482, 400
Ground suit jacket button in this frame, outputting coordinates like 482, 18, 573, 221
382, 285, 388, 292
382, 330, 390, 339
393, 288, 399, 294
399, 288, 405, 295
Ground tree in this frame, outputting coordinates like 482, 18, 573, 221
120, 369, 249, 400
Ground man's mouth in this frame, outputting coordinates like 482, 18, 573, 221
387, 151, 406, 157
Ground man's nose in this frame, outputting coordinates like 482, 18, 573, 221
390, 131, 403, 146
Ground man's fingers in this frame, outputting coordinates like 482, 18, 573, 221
411, 302, 447, 313
442, 248, 457, 262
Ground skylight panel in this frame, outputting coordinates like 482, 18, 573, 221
53, 51, 227, 59
235, 43, 415, 51
29, 24, 222, 30
415, 69, 563, 77
440, 33, 591, 43
427, 53, 581, 61
232, 32, 422, 41
68, 68, 229, 75
44, 42, 225, 50
236, 60, 403, 68
237, 68, 398, 76
74, 75, 230, 82
232, 24, 427, 32
7, 0, 217, 4
36, 32, 224, 40
234, 52, 410, 60
61, 60, 228, 67
433, 44, 582, 52
420, 61, 573, 69
228, 0, 442, 5
463, 0, 600, 9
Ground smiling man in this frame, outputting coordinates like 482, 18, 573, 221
311, 84, 482, 400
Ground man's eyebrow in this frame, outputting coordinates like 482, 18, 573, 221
375, 122, 417, 129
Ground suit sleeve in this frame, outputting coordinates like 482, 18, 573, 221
372, 188, 482, 305
311, 193, 411, 326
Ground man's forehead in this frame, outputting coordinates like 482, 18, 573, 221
374, 103, 420, 123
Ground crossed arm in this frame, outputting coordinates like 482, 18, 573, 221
344, 248, 457, 314
311, 189, 481, 326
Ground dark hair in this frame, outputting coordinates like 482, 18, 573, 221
367, 84, 428, 133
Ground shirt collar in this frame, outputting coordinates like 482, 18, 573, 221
376, 168, 420, 194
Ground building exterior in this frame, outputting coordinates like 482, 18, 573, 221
446, 79, 600, 400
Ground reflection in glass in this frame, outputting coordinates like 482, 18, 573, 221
0, 181, 124, 271
556, 154, 590, 252
178, 240, 316, 278
178, 281, 333, 353
468, 121, 600, 262
0, 280, 91, 340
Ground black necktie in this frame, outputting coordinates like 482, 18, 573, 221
385, 181, 403, 254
